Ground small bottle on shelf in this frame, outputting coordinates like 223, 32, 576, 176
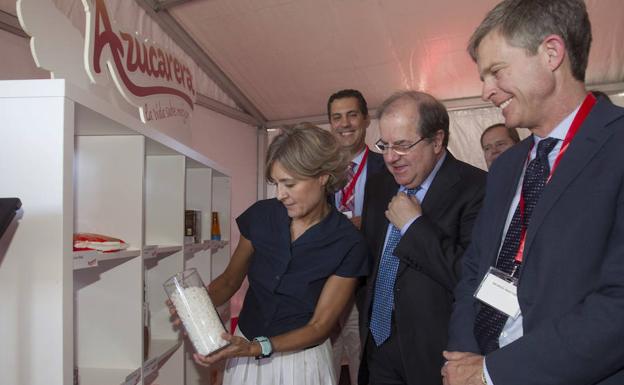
211, 212, 221, 241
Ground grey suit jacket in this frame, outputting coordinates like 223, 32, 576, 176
448, 98, 624, 385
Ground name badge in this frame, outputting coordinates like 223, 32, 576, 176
474, 267, 521, 319
341, 210, 353, 219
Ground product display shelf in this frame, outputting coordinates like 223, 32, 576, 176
73, 249, 142, 270
183, 242, 210, 254
183, 239, 229, 256
0, 79, 231, 385
207, 239, 229, 252
183, 158, 232, 385
185, 165, 215, 385
210, 176, 232, 281
142, 338, 183, 384
77, 366, 140, 385
74, 134, 145, 383
143, 245, 184, 261
144, 153, 187, 383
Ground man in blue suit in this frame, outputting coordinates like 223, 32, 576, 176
443, 1, 624, 385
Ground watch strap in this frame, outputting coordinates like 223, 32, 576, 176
253, 336, 273, 359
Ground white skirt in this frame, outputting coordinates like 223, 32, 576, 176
223, 327, 337, 385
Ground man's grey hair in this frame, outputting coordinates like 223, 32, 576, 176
467, 0, 592, 82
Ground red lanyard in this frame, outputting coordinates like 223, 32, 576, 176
513, 93, 597, 265
340, 147, 369, 208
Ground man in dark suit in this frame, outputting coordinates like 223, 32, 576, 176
328, 89, 385, 229
327, 89, 386, 384
443, 1, 624, 385
359, 90, 486, 385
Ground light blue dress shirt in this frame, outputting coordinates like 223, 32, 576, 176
381, 151, 447, 250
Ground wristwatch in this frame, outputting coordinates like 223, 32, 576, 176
253, 336, 273, 359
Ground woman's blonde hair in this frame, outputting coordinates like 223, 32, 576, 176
265, 123, 349, 194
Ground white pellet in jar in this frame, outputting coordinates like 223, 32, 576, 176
170, 286, 229, 355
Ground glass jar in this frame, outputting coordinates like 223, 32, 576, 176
163, 268, 229, 355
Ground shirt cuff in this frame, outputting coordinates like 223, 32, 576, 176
483, 357, 493, 385
399, 215, 420, 235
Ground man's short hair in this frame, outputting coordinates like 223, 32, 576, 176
327, 89, 369, 120
467, 0, 592, 82
590, 90, 611, 101
377, 90, 450, 148
480, 123, 521, 147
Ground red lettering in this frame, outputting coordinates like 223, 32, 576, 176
148, 46, 158, 78
91, 0, 194, 108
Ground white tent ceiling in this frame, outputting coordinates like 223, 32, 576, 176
164, 0, 624, 124
1, 0, 623, 126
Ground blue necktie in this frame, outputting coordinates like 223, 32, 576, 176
370, 187, 420, 346
474, 137, 558, 354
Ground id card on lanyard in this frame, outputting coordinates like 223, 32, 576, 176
474, 93, 597, 316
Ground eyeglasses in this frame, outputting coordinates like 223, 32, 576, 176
375, 137, 428, 155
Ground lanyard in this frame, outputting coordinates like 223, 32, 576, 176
340, 147, 369, 208
513, 93, 597, 266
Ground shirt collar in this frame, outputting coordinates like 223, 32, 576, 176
533, 103, 581, 144
351, 147, 368, 165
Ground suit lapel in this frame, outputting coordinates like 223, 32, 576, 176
366, 151, 385, 178
394, 152, 463, 277
485, 139, 532, 266
523, 100, 623, 261
421, 153, 460, 212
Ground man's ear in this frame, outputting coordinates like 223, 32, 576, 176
433, 129, 445, 154
542, 34, 566, 72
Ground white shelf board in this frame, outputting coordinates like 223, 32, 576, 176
73, 249, 141, 270
183, 240, 229, 257
207, 239, 229, 252
78, 366, 140, 385
143, 245, 183, 261
183, 242, 207, 254
143, 338, 183, 381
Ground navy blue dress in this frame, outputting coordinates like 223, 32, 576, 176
236, 198, 370, 340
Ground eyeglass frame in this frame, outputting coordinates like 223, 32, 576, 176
374, 136, 429, 155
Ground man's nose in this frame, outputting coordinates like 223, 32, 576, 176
482, 78, 496, 102
384, 150, 399, 163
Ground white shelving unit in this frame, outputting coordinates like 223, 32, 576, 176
184, 161, 232, 385
0, 79, 232, 385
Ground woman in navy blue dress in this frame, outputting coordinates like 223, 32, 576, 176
193, 123, 369, 385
